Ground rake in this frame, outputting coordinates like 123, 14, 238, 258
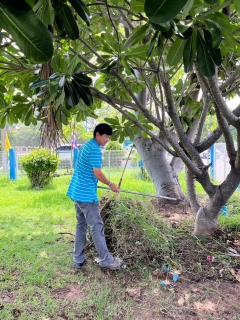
98, 186, 181, 201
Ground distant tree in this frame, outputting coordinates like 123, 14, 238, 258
8, 124, 41, 146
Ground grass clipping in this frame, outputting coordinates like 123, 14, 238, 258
100, 197, 176, 267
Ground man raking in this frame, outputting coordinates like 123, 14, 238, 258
67, 123, 125, 271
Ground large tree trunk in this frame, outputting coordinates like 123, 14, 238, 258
194, 169, 240, 235
134, 136, 186, 202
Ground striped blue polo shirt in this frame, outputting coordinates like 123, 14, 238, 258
66, 138, 102, 203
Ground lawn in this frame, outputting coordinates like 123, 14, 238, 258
0, 172, 239, 320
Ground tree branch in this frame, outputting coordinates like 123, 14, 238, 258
207, 74, 240, 127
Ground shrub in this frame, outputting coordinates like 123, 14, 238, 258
103, 142, 125, 167
105, 141, 123, 150
20, 148, 60, 188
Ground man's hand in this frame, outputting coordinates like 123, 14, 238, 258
93, 168, 119, 192
109, 182, 119, 193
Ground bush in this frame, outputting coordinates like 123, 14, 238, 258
105, 141, 123, 150
20, 148, 60, 188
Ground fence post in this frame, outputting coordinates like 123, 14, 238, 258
9, 148, 17, 180
210, 144, 215, 180
73, 148, 79, 168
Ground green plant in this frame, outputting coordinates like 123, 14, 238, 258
105, 141, 123, 150
19, 148, 59, 188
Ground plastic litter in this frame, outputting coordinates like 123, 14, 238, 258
158, 265, 179, 289
173, 274, 179, 282
227, 247, 240, 257
220, 206, 228, 216
207, 256, 215, 262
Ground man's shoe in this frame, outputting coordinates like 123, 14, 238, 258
73, 261, 85, 270
101, 257, 126, 271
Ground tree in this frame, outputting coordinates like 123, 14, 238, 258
0, 0, 240, 235
8, 123, 41, 146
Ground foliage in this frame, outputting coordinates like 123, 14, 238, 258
105, 141, 123, 150
19, 148, 59, 188
0, 0, 53, 63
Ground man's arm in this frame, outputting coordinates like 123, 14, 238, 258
93, 168, 119, 192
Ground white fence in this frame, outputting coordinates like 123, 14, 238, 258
0, 144, 235, 182
0, 149, 140, 178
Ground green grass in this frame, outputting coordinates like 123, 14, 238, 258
0, 172, 157, 320
0, 170, 239, 319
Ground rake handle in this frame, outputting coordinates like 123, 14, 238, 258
98, 186, 181, 201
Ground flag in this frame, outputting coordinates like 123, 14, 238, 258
71, 132, 78, 149
5, 132, 11, 152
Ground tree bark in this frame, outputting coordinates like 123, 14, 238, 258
194, 168, 240, 235
134, 135, 186, 202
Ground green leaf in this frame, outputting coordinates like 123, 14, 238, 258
73, 62, 81, 74
204, 0, 219, 4
234, 0, 240, 15
68, 0, 90, 26
124, 45, 149, 60
125, 127, 135, 140
162, 23, 174, 39
24, 107, 34, 126
167, 37, 186, 66
29, 79, 50, 89
131, 0, 145, 13
119, 130, 125, 144
99, 60, 112, 70
0, 0, 53, 63
49, 82, 59, 96
0, 114, 7, 128
145, 0, 189, 24
104, 117, 120, 125
124, 24, 149, 49
121, 59, 132, 75
106, 61, 117, 73
182, 0, 194, 19
33, 0, 54, 27
58, 4, 79, 40
150, 21, 171, 31
197, 31, 215, 77
58, 76, 66, 91
64, 81, 80, 107
12, 95, 28, 103
204, 30, 222, 66
181, 27, 193, 39
147, 31, 159, 57
0, 85, 7, 94
51, 54, 61, 72
49, 72, 61, 80
72, 80, 93, 106
183, 34, 195, 72
7, 111, 18, 125
205, 19, 222, 48
203, 0, 232, 16
157, 35, 164, 57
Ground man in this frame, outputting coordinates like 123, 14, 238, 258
67, 123, 125, 271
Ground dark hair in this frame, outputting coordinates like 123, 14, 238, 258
93, 123, 112, 137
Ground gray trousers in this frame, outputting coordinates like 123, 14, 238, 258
73, 201, 114, 267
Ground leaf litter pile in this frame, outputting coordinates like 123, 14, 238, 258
82, 197, 240, 319
97, 197, 240, 283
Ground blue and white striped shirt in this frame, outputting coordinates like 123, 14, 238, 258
66, 138, 102, 202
